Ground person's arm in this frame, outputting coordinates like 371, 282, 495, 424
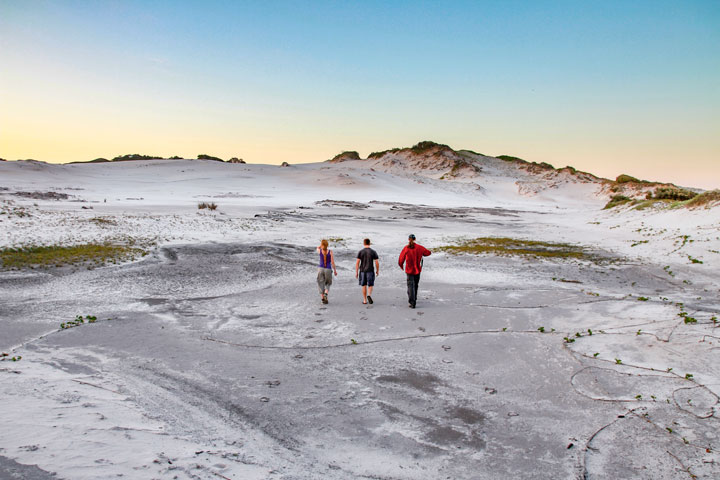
398, 247, 406, 270
374, 258, 379, 275
355, 258, 360, 278
330, 250, 338, 276
422, 246, 432, 257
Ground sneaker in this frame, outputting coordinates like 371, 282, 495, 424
322, 294, 328, 304
367, 296, 373, 304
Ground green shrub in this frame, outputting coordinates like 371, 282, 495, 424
497, 155, 526, 162
616, 174, 641, 183
652, 187, 697, 201
112, 154, 163, 161
410, 141, 450, 153
367, 148, 401, 159
197, 154, 224, 162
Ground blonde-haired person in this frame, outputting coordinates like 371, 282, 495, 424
316, 239, 338, 304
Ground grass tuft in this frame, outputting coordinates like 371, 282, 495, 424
604, 195, 633, 209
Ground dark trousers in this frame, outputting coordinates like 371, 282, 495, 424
406, 273, 420, 306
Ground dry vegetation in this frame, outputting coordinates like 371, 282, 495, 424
197, 202, 218, 210
0, 243, 146, 270
604, 185, 713, 210
685, 190, 720, 209
437, 237, 593, 260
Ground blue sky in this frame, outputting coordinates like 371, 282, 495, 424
1, 0, 719, 187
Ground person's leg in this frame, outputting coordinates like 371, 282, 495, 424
406, 274, 415, 306
366, 272, 374, 303
325, 269, 332, 294
362, 285, 367, 303
413, 274, 420, 306
317, 269, 325, 297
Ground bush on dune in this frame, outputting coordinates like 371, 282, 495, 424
615, 174, 643, 184
112, 154, 163, 161
652, 187, 697, 201
497, 155, 527, 163
197, 154, 224, 162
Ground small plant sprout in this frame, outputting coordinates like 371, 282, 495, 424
350, 338, 358, 345
636, 330, 642, 335
61, 314, 100, 330
667, 368, 673, 372
593, 352, 599, 357
651, 395, 657, 401
615, 358, 622, 364
502, 327, 507, 332
685, 373, 694, 380
587, 329, 593, 335
551, 328, 555, 332
635, 394, 642, 400
537, 327, 545, 333
563, 337, 575, 343
575, 332, 582, 338
683, 437, 689, 445
637, 296, 649, 301
11, 356, 22, 362
684, 316, 697, 324
666, 427, 673, 434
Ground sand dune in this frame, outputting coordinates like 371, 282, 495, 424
1, 156, 719, 479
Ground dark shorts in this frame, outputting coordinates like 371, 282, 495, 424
359, 271, 375, 286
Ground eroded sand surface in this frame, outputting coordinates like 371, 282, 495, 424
1, 161, 719, 479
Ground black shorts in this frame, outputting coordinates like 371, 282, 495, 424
359, 271, 375, 286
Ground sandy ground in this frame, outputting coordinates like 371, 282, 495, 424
1, 160, 719, 479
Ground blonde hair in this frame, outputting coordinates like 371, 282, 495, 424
320, 239, 329, 249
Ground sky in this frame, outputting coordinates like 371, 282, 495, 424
1, 0, 719, 188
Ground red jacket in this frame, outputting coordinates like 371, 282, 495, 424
398, 244, 431, 275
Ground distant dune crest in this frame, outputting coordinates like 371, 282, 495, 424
2, 141, 717, 209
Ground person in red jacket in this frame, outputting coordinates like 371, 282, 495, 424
398, 234, 431, 308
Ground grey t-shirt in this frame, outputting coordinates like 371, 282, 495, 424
357, 247, 378, 272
